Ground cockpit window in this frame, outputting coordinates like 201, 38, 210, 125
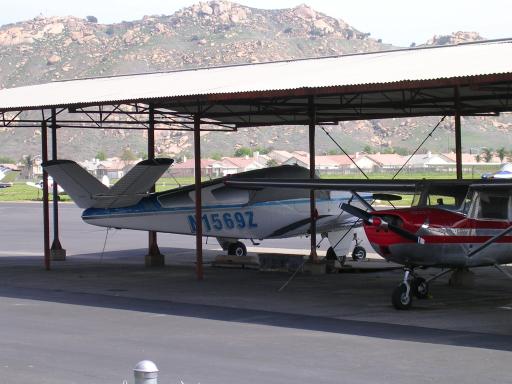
411, 184, 468, 211
426, 194, 457, 207
471, 191, 510, 220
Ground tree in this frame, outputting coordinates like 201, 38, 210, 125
497, 147, 507, 163
234, 147, 252, 157
254, 146, 272, 155
21, 154, 34, 180
211, 152, 222, 161
475, 154, 481, 163
266, 159, 278, 167
0, 155, 15, 164
95, 151, 107, 161
86, 15, 98, 23
393, 147, 409, 156
363, 145, 374, 154
481, 148, 493, 163
120, 148, 137, 161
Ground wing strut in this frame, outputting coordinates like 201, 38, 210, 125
467, 224, 512, 258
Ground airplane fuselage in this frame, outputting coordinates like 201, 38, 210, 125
82, 191, 357, 240
365, 207, 512, 268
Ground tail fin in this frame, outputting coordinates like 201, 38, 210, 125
43, 158, 173, 209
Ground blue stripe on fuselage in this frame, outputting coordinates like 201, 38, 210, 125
82, 194, 371, 219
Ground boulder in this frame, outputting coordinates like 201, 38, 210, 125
294, 4, 316, 20
43, 22, 65, 35
47, 54, 61, 65
312, 19, 334, 35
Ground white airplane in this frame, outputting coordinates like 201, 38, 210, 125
26, 177, 66, 195
43, 158, 371, 260
482, 163, 512, 179
0, 166, 19, 188
27, 174, 109, 195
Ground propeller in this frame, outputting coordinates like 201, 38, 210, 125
340, 203, 424, 244
372, 193, 402, 201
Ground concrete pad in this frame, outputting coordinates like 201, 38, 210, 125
2, 203, 512, 383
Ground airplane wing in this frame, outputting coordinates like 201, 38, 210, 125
225, 178, 419, 192
224, 178, 479, 192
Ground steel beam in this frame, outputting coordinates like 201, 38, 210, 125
41, 121, 50, 270
194, 113, 204, 281
50, 108, 66, 260
145, 105, 165, 267
308, 96, 318, 262
454, 87, 463, 180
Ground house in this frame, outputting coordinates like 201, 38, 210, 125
282, 152, 310, 168
96, 158, 140, 179
267, 150, 293, 164
319, 155, 354, 171
171, 158, 217, 177
78, 157, 141, 180
358, 153, 405, 171
19, 154, 43, 179
443, 152, 501, 165
405, 152, 453, 169
214, 155, 267, 176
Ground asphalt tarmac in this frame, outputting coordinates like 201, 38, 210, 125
0, 202, 511, 383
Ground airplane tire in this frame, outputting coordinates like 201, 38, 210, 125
326, 246, 346, 268
351, 246, 367, 261
392, 283, 413, 310
228, 242, 247, 257
326, 247, 337, 260
411, 277, 429, 299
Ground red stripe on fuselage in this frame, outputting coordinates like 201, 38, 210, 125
364, 226, 512, 246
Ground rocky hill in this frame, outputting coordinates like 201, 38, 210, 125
0, 1, 509, 161
423, 31, 484, 46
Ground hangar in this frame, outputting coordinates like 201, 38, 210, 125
0, 38, 511, 279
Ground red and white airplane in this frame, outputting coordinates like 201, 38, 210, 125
226, 178, 512, 309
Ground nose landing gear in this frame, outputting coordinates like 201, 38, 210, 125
392, 268, 431, 310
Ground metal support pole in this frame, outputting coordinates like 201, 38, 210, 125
41, 121, 50, 270
194, 113, 204, 281
308, 96, 318, 262
145, 105, 165, 267
50, 108, 66, 260
454, 87, 463, 180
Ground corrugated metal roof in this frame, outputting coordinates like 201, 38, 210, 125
0, 40, 511, 112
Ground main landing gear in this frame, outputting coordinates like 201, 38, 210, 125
216, 238, 249, 258
227, 241, 247, 257
391, 268, 431, 310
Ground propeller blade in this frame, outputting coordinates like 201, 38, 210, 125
341, 203, 424, 243
372, 193, 402, 201
340, 203, 372, 222
387, 224, 424, 244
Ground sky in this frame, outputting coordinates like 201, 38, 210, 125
1, 0, 510, 47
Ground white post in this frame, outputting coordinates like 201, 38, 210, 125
134, 360, 158, 384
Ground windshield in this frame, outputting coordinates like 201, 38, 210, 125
411, 183, 469, 211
